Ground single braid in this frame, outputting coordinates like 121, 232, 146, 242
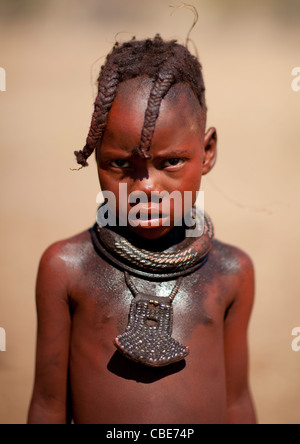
138, 69, 175, 158
74, 63, 120, 167
74, 35, 206, 168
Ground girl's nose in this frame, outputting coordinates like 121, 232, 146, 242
130, 169, 163, 198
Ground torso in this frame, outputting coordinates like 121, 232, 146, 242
59, 229, 243, 424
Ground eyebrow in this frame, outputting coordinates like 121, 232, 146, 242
99, 147, 132, 161
130, 144, 193, 155
150, 148, 192, 158
100, 146, 192, 162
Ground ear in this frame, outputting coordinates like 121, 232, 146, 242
202, 127, 217, 175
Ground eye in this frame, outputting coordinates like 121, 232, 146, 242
163, 158, 185, 169
110, 159, 131, 169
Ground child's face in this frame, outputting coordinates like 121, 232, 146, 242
97, 78, 216, 240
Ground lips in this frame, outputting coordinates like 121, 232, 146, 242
128, 203, 170, 227
137, 204, 162, 220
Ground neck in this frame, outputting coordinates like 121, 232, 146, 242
108, 224, 187, 252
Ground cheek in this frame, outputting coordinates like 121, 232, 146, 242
179, 161, 203, 193
98, 169, 118, 192
98, 170, 121, 213
98, 170, 131, 220
180, 163, 203, 211
162, 173, 203, 223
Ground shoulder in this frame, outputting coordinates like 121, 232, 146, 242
40, 229, 92, 266
37, 228, 94, 290
210, 238, 254, 280
209, 239, 255, 310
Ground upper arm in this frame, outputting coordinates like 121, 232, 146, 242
28, 243, 72, 424
223, 251, 256, 423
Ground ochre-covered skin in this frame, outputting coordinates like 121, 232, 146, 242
28, 79, 256, 424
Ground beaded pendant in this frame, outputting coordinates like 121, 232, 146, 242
114, 292, 189, 367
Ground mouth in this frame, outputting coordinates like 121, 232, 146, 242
128, 204, 170, 228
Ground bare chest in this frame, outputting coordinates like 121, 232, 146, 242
69, 257, 231, 423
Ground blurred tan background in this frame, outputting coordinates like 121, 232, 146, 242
0, 0, 300, 424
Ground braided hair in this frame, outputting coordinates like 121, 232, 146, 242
74, 34, 206, 168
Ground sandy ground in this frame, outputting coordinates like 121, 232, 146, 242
0, 0, 300, 424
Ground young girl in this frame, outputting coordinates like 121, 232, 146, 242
28, 35, 256, 424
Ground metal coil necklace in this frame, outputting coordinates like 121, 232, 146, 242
91, 210, 214, 279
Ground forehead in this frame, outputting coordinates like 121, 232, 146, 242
101, 77, 205, 151
117, 76, 204, 123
